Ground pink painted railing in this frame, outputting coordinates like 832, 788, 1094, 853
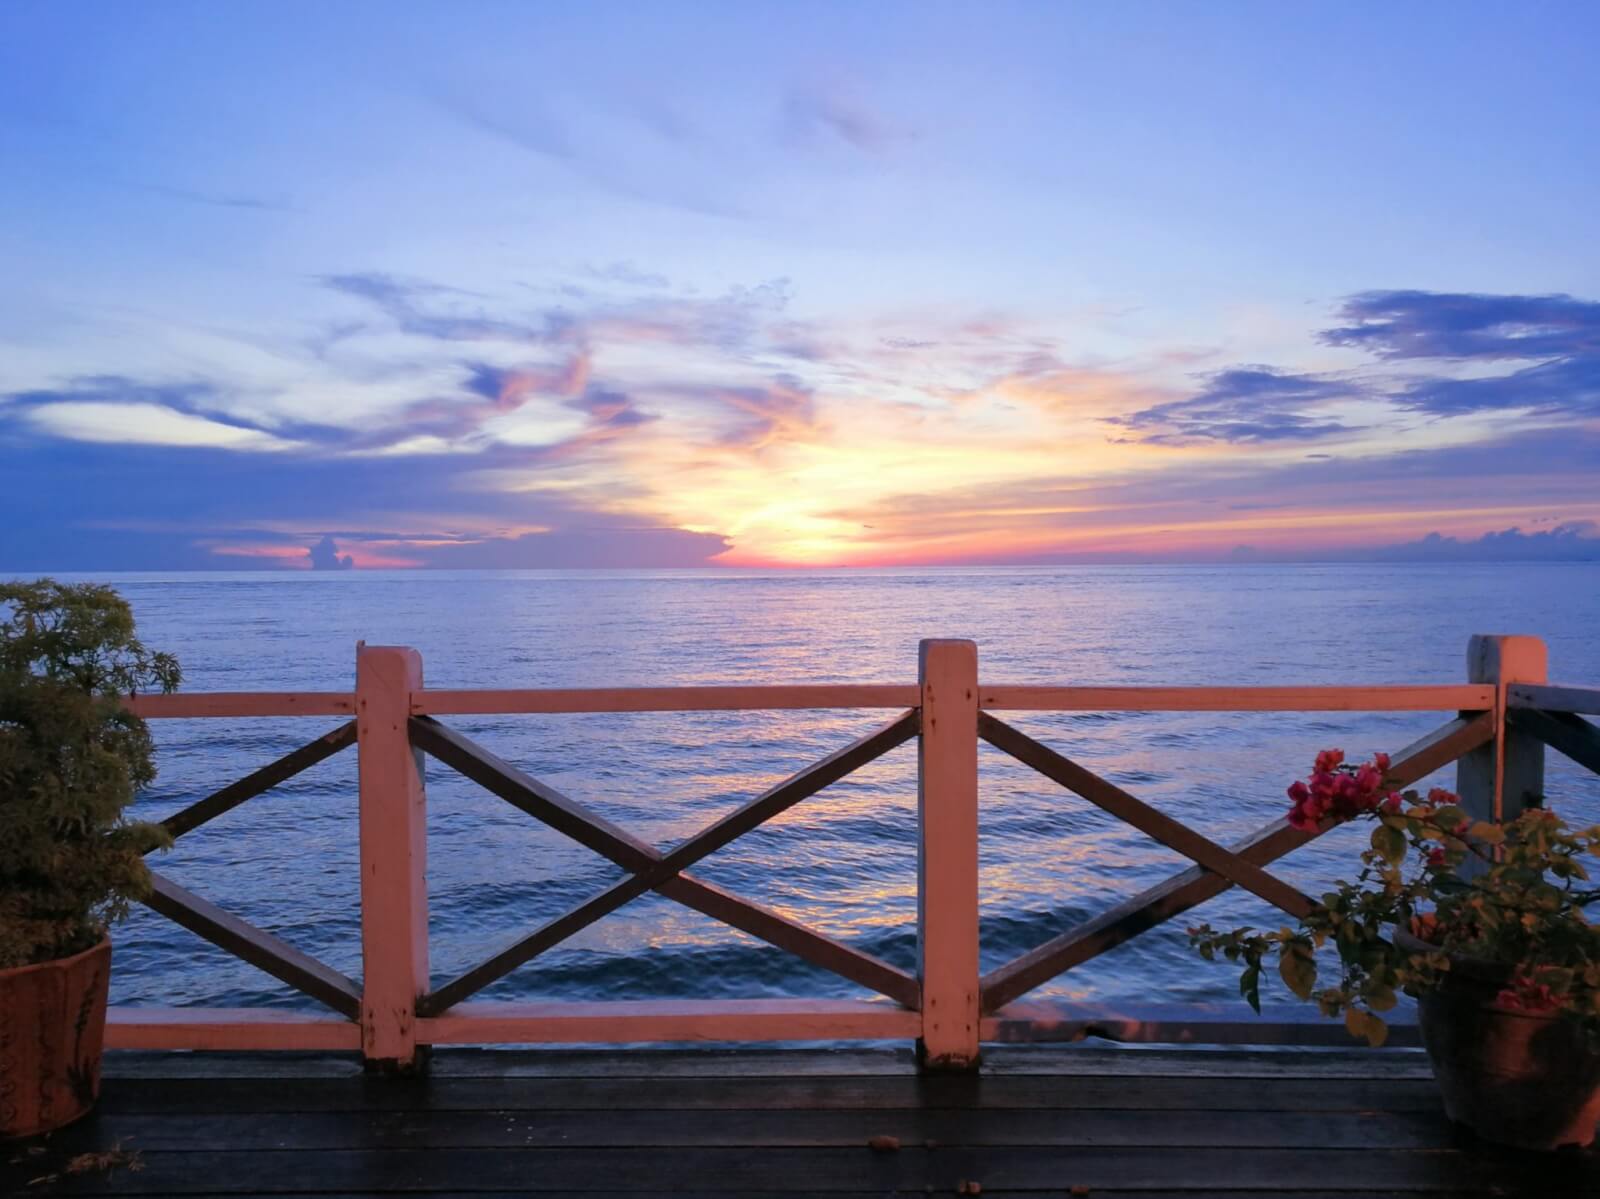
109, 635, 1600, 1068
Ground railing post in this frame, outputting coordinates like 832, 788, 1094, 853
1457, 635, 1547, 828
917, 638, 981, 1070
356, 643, 429, 1071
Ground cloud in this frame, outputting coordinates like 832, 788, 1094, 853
22, 400, 299, 451
1361, 522, 1600, 561
398, 524, 730, 569
320, 272, 567, 343
133, 183, 297, 213
1106, 367, 1358, 445
783, 84, 909, 154
307, 535, 354, 570
1315, 289, 1600, 420
1321, 290, 1600, 361
1395, 353, 1600, 418
428, 87, 745, 219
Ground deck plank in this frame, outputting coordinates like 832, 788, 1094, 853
4, 1145, 1589, 1194
4, 1049, 1592, 1197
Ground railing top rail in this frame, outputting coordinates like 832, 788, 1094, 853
1507, 682, 1600, 714
123, 682, 1500, 718
980, 684, 1493, 712
125, 692, 355, 718
413, 684, 920, 715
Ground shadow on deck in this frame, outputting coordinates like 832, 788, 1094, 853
5, 1046, 1597, 1196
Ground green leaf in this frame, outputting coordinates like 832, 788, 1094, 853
1239, 963, 1262, 1014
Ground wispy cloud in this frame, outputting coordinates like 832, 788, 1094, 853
1321, 290, 1600, 361
782, 82, 911, 155
1106, 368, 1359, 445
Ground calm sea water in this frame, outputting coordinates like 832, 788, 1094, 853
40, 565, 1600, 1019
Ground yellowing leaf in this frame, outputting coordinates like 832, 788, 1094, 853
1371, 824, 1406, 866
1278, 948, 1317, 1000
1467, 821, 1506, 845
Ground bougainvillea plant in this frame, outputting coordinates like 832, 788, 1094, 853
1189, 748, 1600, 1046
0, 580, 180, 969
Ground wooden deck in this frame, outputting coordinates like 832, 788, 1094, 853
6, 1047, 1597, 1196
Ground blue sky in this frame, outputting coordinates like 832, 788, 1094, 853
4, 2, 1599, 568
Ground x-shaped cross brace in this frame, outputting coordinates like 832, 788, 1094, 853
409, 712, 921, 1015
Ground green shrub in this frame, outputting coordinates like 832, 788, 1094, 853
0, 580, 180, 969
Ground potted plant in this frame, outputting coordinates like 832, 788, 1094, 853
1189, 749, 1600, 1150
1, 580, 179, 1139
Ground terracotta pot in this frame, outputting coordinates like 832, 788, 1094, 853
1396, 930, 1600, 1150
0, 939, 111, 1140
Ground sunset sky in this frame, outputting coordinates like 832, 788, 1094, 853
4, 2, 1599, 569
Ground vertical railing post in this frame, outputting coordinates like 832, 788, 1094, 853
356, 643, 429, 1071
917, 638, 981, 1070
1457, 634, 1547, 830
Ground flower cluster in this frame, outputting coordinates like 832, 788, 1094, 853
1284, 748, 1396, 830
1191, 747, 1600, 1047
1497, 970, 1563, 1015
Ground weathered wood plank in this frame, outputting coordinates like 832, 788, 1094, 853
413, 684, 920, 715
3, 1144, 1577, 1194
418, 999, 919, 1045
979, 713, 1495, 1011
105, 1008, 360, 1051
1507, 681, 1600, 714
979, 713, 1316, 920
417, 711, 918, 1013
100, 1044, 1436, 1081
356, 646, 429, 1068
141, 874, 362, 1019
980, 684, 1495, 712
160, 722, 357, 839
408, 716, 659, 867
90, 1072, 1449, 1115
918, 639, 981, 1069
982, 1002, 1421, 1048
1509, 707, 1600, 777
655, 875, 919, 1008
48, 1104, 1453, 1150
1458, 635, 1547, 829
124, 692, 356, 718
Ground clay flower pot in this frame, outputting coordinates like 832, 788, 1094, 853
0, 939, 111, 1139
1397, 930, 1600, 1150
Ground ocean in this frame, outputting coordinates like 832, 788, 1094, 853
37, 564, 1600, 1019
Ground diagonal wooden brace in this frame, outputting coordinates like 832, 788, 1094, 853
1508, 707, 1600, 777
414, 711, 920, 1014
978, 711, 1495, 1012
978, 713, 1315, 920
159, 722, 358, 840
142, 872, 361, 1019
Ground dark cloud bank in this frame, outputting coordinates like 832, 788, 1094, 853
1111, 289, 1600, 445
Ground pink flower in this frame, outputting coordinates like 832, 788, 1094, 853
1495, 974, 1561, 1014
1426, 848, 1447, 867
1314, 748, 1345, 774
1380, 793, 1404, 815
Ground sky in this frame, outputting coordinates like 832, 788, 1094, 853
3, 1, 1600, 570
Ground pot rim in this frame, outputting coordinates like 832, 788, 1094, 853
0, 935, 110, 981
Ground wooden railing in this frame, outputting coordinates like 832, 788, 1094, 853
109, 634, 1600, 1070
